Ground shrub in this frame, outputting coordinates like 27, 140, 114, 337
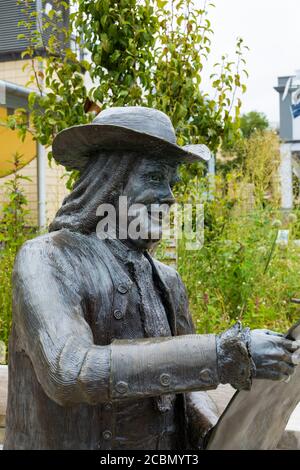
177, 206, 300, 334
165, 130, 300, 335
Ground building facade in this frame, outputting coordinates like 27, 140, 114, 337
0, 60, 69, 226
0, 0, 70, 226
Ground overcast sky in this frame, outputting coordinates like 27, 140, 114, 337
201, 0, 300, 124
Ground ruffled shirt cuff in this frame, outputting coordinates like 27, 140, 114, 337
216, 322, 256, 390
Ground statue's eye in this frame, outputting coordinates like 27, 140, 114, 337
149, 173, 162, 182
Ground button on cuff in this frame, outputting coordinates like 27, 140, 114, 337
160, 373, 171, 387
115, 381, 128, 394
199, 368, 212, 383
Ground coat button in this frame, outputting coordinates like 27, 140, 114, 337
104, 401, 113, 411
117, 283, 128, 294
160, 373, 171, 387
115, 381, 128, 394
113, 309, 124, 320
102, 430, 112, 441
199, 368, 212, 383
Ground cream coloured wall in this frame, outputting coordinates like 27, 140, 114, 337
0, 60, 30, 87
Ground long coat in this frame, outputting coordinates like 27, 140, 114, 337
4, 229, 219, 450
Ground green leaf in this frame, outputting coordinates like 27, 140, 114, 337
157, 0, 168, 8
48, 9, 55, 20
28, 92, 37, 109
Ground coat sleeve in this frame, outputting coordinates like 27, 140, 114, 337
173, 270, 220, 449
13, 237, 220, 408
13, 238, 111, 406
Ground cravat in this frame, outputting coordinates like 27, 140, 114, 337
127, 250, 172, 339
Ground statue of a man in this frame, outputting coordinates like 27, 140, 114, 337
4, 107, 298, 450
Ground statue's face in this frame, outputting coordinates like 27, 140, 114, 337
121, 158, 179, 250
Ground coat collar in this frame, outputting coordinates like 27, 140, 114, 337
101, 237, 177, 336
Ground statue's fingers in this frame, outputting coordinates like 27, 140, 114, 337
257, 365, 282, 381
292, 351, 300, 365
261, 362, 295, 381
276, 350, 294, 364
278, 338, 300, 352
265, 370, 287, 381
275, 346, 300, 364
278, 362, 296, 376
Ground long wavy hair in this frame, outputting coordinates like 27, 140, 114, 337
49, 151, 137, 234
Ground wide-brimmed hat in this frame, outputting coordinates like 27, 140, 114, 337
52, 106, 211, 171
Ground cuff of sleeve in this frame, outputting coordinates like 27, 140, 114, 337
216, 322, 256, 391
110, 335, 219, 400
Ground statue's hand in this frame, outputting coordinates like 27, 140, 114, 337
250, 329, 300, 381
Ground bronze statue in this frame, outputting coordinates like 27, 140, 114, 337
4, 107, 299, 450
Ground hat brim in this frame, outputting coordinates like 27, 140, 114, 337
52, 123, 211, 171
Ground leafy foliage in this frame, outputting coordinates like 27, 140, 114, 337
75, 0, 158, 106
9, 0, 248, 169
219, 128, 280, 179
76, 0, 248, 151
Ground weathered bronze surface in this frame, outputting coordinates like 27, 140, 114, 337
4, 107, 299, 450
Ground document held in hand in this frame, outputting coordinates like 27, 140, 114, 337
207, 319, 300, 450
